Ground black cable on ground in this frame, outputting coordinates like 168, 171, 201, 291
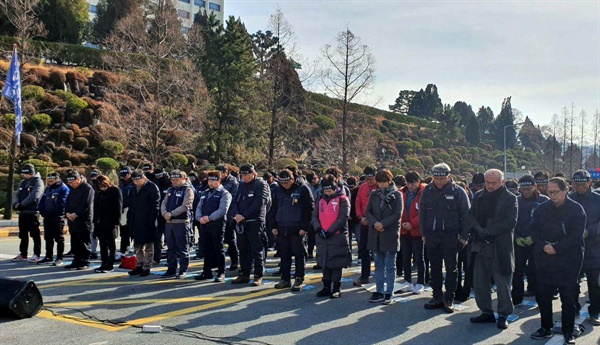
41, 306, 274, 345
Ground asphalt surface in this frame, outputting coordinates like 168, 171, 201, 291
0, 235, 599, 345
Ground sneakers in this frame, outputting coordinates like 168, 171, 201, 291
443, 301, 455, 314
413, 284, 425, 295
470, 313, 496, 323
291, 278, 304, 291
530, 327, 553, 339
11, 254, 27, 262
76, 264, 90, 270
214, 274, 225, 283
274, 280, 292, 289
176, 272, 187, 279
424, 297, 444, 309
231, 276, 250, 284
102, 266, 114, 273
94, 266, 106, 273
399, 282, 414, 293
589, 314, 600, 325
140, 269, 151, 277
353, 277, 369, 287
53, 259, 63, 266
251, 278, 263, 286
331, 282, 341, 298
38, 257, 53, 264
369, 292, 384, 303
195, 272, 213, 281
27, 254, 41, 263
128, 267, 144, 276
383, 294, 393, 305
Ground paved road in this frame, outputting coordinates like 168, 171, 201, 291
0, 235, 598, 345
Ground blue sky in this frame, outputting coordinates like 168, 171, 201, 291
225, 1, 599, 126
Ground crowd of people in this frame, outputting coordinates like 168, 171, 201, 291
10, 161, 600, 344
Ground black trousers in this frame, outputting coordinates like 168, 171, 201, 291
513, 244, 536, 304
323, 267, 343, 283
586, 268, 600, 316
401, 235, 424, 284
119, 224, 131, 253
456, 243, 475, 298
426, 233, 459, 303
224, 220, 239, 266
154, 216, 166, 262
358, 224, 371, 279
536, 281, 578, 333
307, 227, 316, 256
201, 221, 226, 275
43, 217, 65, 260
18, 213, 41, 257
237, 221, 265, 278
71, 231, 91, 265
98, 234, 116, 269
277, 227, 307, 282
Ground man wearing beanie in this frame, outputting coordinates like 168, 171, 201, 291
229, 164, 270, 286
38, 172, 70, 265
64, 169, 95, 269
512, 174, 548, 305
12, 164, 44, 262
569, 169, 600, 325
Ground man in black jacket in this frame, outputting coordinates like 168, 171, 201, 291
38, 172, 70, 265
128, 170, 160, 277
64, 170, 95, 270
271, 169, 314, 291
468, 169, 518, 330
230, 164, 270, 286
12, 164, 45, 262
118, 166, 135, 257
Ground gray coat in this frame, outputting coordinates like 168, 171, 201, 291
468, 186, 518, 274
312, 192, 351, 269
365, 184, 403, 253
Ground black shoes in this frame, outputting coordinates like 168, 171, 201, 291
369, 292, 384, 303
140, 269, 151, 277
317, 287, 331, 297
424, 297, 444, 310
530, 327, 553, 339
195, 272, 213, 281
128, 267, 144, 276
563, 333, 575, 344
497, 316, 508, 329
470, 313, 496, 323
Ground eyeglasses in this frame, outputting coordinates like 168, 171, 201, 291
547, 190, 564, 196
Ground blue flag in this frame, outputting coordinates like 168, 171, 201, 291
2, 47, 22, 145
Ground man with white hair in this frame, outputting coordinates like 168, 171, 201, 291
468, 169, 518, 330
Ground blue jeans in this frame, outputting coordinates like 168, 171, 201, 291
374, 250, 397, 295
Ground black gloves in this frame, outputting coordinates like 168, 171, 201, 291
472, 226, 490, 241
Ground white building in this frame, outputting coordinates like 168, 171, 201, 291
86, 0, 225, 33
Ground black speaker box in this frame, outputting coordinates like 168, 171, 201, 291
0, 279, 43, 319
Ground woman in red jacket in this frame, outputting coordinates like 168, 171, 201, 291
400, 171, 426, 294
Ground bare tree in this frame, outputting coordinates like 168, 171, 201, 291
593, 109, 600, 168
580, 109, 587, 169
321, 28, 375, 171
104, 0, 209, 165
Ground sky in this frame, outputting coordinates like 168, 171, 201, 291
224, 0, 600, 127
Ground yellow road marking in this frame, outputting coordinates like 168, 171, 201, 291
37, 310, 129, 331
45, 296, 226, 307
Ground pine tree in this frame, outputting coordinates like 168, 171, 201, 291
465, 114, 481, 146
493, 97, 516, 149
477, 106, 494, 134
38, 0, 89, 44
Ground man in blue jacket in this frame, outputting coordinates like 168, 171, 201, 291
217, 164, 240, 271
230, 164, 270, 286
12, 164, 44, 262
38, 172, 70, 265
271, 169, 314, 291
569, 169, 600, 325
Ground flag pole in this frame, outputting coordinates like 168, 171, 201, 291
3, 44, 20, 220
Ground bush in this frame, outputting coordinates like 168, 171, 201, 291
1, 113, 15, 128
48, 70, 66, 89
405, 157, 422, 168
59, 160, 72, 167
275, 157, 297, 169
50, 109, 65, 124
71, 108, 94, 127
28, 113, 52, 131
54, 90, 75, 102
89, 123, 127, 146
0, 149, 8, 165
96, 157, 120, 172
22, 85, 45, 101
20, 133, 37, 148
72, 137, 89, 151
397, 141, 414, 154
59, 129, 74, 143
101, 140, 124, 156
169, 153, 188, 168
419, 139, 434, 149
41, 93, 65, 109
54, 146, 71, 161
314, 115, 336, 130
66, 96, 88, 114
22, 158, 57, 177
42, 141, 56, 152
365, 129, 384, 142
